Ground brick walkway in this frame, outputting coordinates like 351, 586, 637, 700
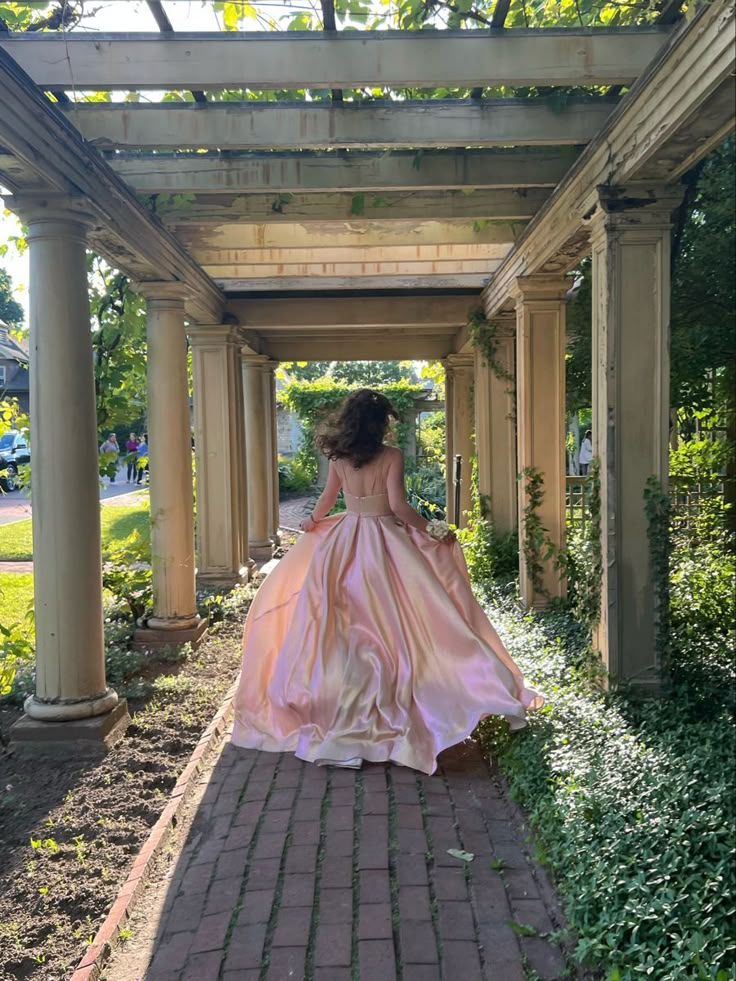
114, 733, 569, 981
278, 495, 313, 531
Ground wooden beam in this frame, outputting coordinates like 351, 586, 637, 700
265, 334, 454, 361
218, 274, 487, 290
63, 99, 617, 150
109, 148, 578, 194
193, 244, 511, 266
152, 188, 552, 224
146, 1, 207, 105
204, 258, 500, 278
230, 294, 476, 329
174, 220, 523, 252
0, 49, 224, 325
482, 0, 735, 316
0, 28, 672, 90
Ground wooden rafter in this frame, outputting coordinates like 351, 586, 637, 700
62, 98, 617, 150
0, 28, 672, 90
107, 148, 579, 194
145, 1, 207, 104
483, 0, 736, 316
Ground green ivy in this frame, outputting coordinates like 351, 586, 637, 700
644, 476, 672, 678
467, 307, 514, 386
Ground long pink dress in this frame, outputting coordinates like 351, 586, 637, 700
231, 449, 542, 775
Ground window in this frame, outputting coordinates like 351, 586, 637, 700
0, 327, 8, 343
0, 365, 6, 387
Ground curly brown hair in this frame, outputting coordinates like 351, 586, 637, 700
316, 389, 398, 468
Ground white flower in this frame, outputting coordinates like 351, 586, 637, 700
426, 519, 451, 540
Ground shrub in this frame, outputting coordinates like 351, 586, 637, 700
457, 494, 518, 591
278, 454, 316, 494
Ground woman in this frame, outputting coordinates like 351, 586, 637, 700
579, 429, 593, 476
232, 390, 542, 774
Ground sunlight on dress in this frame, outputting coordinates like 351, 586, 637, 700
232, 451, 542, 775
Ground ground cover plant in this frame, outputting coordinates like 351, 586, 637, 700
467, 496, 735, 980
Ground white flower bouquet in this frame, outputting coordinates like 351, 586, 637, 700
426, 519, 451, 541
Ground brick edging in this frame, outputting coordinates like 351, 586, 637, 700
70, 680, 240, 981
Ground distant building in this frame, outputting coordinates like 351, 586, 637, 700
0, 320, 29, 414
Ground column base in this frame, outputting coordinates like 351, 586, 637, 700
133, 616, 208, 651
249, 540, 274, 561
10, 699, 130, 755
197, 569, 250, 590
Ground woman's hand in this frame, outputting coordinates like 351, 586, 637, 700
299, 515, 317, 533
442, 529, 457, 545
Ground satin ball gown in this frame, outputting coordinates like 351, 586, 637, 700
231, 449, 542, 775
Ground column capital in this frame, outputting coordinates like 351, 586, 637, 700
512, 274, 570, 304
134, 281, 193, 304
241, 352, 271, 369
444, 353, 474, 373
583, 183, 685, 241
188, 324, 244, 347
491, 310, 517, 338
7, 192, 96, 231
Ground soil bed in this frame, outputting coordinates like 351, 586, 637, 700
0, 583, 259, 981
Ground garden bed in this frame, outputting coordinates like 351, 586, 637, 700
0, 587, 255, 981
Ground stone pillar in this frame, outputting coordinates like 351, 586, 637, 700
587, 186, 682, 690
445, 354, 475, 528
242, 354, 273, 560
190, 326, 250, 587
10, 197, 128, 749
136, 284, 205, 648
262, 361, 281, 547
444, 361, 455, 521
474, 313, 517, 534
513, 276, 568, 607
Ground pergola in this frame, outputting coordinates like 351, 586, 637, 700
0, 0, 733, 748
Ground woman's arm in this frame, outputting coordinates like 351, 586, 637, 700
386, 450, 432, 533
300, 460, 342, 530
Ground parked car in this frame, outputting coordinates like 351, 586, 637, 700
0, 430, 30, 491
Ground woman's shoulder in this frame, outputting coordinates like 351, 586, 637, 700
382, 445, 402, 462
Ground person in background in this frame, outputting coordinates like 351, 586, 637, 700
99, 432, 119, 483
125, 432, 139, 482
579, 429, 593, 475
136, 433, 149, 485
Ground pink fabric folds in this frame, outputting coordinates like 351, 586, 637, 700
231, 507, 543, 775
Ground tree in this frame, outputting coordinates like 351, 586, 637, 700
88, 259, 148, 432
0, 268, 23, 330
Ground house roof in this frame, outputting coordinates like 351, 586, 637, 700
0, 320, 29, 363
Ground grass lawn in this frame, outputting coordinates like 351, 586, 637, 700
0, 504, 150, 561
0, 573, 34, 625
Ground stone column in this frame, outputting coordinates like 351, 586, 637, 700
587, 186, 682, 690
242, 354, 273, 560
444, 361, 455, 521
10, 197, 128, 749
513, 276, 568, 607
474, 313, 517, 534
136, 284, 205, 648
262, 361, 281, 547
445, 354, 475, 528
190, 326, 249, 587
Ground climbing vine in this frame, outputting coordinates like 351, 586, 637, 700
467, 307, 514, 387
519, 466, 555, 598
644, 475, 672, 675
567, 458, 603, 628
